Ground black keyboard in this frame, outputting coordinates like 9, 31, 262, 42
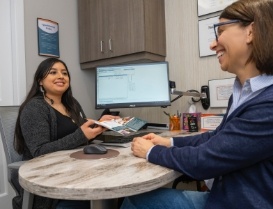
102, 131, 162, 143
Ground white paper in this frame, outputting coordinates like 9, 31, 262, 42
201, 115, 224, 130
198, 0, 236, 16
198, 16, 219, 57
209, 77, 235, 107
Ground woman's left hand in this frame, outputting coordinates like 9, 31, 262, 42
81, 119, 105, 140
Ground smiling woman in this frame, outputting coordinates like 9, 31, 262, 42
12, 58, 117, 209
39, 61, 71, 116
121, 1, 273, 209
210, 16, 254, 76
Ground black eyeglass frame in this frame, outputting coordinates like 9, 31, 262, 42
213, 19, 240, 41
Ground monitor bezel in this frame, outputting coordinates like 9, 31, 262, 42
95, 61, 171, 109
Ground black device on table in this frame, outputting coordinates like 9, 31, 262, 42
102, 131, 162, 143
83, 144, 108, 154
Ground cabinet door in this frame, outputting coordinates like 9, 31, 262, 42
78, 0, 166, 69
107, 0, 145, 58
78, 0, 108, 62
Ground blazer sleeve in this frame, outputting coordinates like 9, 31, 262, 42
148, 102, 273, 180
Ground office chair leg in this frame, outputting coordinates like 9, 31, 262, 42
172, 175, 202, 191
91, 199, 117, 209
196, 181, 202, 191
117, 197, 124, 208
22, 191, 34, 209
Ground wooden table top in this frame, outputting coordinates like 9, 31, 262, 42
19, 131, 185, 200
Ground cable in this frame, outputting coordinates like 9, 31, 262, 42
161, 89, 201, 108
187, 90, 201, 103
161, 95, 183, 108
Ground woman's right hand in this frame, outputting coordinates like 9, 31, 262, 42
80, 119, 105, 140
142, 133, 172, 147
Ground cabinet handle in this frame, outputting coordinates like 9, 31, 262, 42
109, 39, 113, 52
100, 41, 104, 53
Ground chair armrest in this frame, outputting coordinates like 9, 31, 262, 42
8, 161, 26, 169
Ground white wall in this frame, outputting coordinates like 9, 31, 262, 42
0, 0, 26, 106
23, 0, 232, 124
116, 0, 232, 123
0, 1, 24, 208
165, 0, 233, 112
24, 0, 101, 119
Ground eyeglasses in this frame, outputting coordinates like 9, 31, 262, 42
213, 20, 240, 41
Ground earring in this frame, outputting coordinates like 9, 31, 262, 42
41, 86, 54, 105
40, 86, 44, 93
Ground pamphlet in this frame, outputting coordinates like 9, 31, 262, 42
94, 117, 147, 135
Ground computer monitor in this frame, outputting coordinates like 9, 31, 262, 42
95, 62, 171, 109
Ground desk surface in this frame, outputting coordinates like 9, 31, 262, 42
19, 131, 186, 200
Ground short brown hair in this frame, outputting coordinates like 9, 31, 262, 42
221, 0, 273, 75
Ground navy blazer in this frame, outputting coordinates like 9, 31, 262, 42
149, 85, 273, 209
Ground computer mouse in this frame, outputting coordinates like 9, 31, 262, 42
83, 144, 108, 154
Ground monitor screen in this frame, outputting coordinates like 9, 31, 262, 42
95, 62, 171, 109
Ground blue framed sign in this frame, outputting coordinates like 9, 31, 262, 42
37, 18, 60, 57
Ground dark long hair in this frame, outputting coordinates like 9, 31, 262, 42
14, 58, 84, 154
220, 0, 273, 74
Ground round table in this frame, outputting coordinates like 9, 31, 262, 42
19, 144, 182, 208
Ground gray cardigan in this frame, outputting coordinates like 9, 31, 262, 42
20, 96, 88, 160
15, 96, 89, 209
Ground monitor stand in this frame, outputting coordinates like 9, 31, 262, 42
143, 123, 169, 130
100, 108, 120, 117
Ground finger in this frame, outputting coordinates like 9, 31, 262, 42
142, 134, 149, 139
143, 135, 153, 140
132, 137, 138, 142
131, 142, 134, 151
92, 126, 103, 133
134, 137, 142, 142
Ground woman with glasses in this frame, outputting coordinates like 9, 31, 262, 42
120, 0, 273, 209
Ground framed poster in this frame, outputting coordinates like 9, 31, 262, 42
209, 77, 235, 107
198, 16, 218, 57
198, 0, 236, 16
37, 18, 60, 57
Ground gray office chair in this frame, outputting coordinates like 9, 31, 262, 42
0, 106, 33, 209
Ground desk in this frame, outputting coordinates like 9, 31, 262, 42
19, 130, 184, 209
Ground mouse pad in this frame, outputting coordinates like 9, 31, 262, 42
70, 149, 119, 160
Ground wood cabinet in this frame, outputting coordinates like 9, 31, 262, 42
78, 0, 166, 69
